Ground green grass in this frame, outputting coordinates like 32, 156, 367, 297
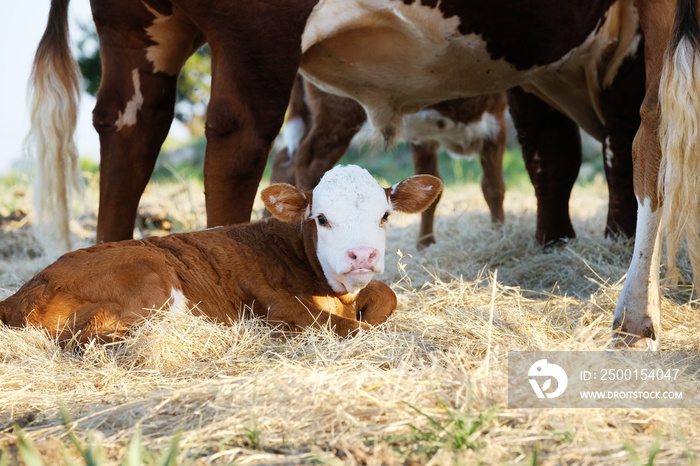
10, 420, 186, 466
402, 396, 499, 460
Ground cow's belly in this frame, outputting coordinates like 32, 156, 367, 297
301, 16, 532, 133
300, 0, 638, 141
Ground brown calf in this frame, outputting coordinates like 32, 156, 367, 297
271, 76, 507, 249
0, 166, 442, 343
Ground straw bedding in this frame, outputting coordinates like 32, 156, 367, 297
1, 176, 698, 464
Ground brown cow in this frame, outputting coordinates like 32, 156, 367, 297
271, 75, 507, 249
0, 166, 442, 343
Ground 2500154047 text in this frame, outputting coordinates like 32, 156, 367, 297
585, 368, 680, 382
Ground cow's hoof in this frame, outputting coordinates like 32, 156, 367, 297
416, 235, 436, 251
542, 237, 569, 252
611, 317, 659, 350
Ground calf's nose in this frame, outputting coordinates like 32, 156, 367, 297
346, 247, 379, 271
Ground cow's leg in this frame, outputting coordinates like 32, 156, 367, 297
600, 40, 645, 239
294, 82, 368, 190
613, 197, 661, 349
270, 74, 312, 185
94, 67, 179, 243
176, 2, 316, 227
613, 82, 664, 349
479, 113, 507, 225
355, 280, 398, 326
270, 148, 297, 186
410, 141, 442, 249
507, 87, 581, 245
92, 3, 201, 243
614, 0, 697, 350
601, 137, 637, 237
202, 55, 293, 226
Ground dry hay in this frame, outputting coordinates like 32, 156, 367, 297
1, 174, 699, 465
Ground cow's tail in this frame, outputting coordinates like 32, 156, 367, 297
658, 0, 700, 287
25, 0, 84, 255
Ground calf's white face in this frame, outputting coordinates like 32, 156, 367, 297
311, 166, 392, 294
262, 165, 442, 295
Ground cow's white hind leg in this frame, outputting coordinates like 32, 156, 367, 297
612, 197, 661, 350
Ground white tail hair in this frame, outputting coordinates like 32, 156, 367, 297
25, 0, 84, 255
658, 2, 700, 287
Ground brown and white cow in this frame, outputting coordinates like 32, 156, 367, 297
270, 75, 507, 249
296, 0, 698, 349
0, 165, 442, 342
28, 0, 700, 348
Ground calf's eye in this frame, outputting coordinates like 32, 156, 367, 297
317, 214, 328, 226
381, 212, 390, 223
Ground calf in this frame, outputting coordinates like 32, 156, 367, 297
0, 166, 441, 343
271, 76, 507, 249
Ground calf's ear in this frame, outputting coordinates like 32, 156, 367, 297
388, 175, 443, 214
262, 183, 311, 222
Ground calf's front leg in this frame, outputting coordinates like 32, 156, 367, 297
355, 280, 397, 326
265, 293, 372, 337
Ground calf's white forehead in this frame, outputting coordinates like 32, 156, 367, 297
312, 165, 388, 214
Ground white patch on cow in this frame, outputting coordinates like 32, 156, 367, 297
282, 116, 307, 159
169, 288, 190, 314
312, 165, 391, 294
533, 151, 543, 174
115, 69, 144, 131
605, 137, 614, 168
479, 113, 502, 141
613, 197, 661, 349
302, 0, 461, 55
142, 2, 198, 75
403, 109, 501, 157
